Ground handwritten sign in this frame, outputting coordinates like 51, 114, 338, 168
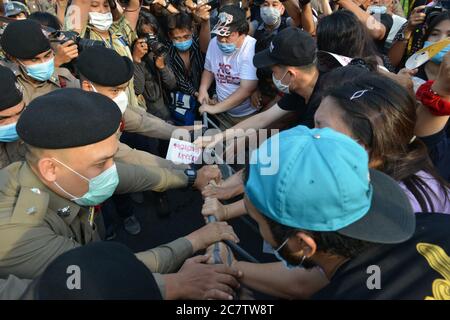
166, 138, 202, 164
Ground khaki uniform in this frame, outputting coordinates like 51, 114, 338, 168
0, 61, 80, 105
0, 161, 194, 297
117, 102, 191, 188
0, 275, 32, 300
124, 103, 178, 141
0, 140, 26, 170
115, 158, 188, 193
25, 0, 57, 15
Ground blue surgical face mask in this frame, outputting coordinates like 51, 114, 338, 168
424, 41, 450, 64
0, 122, 19, 142
217, 41, 237, 55
21, 57, 55, 82
273, 238, 302, 270
173, 38, 193, 52
367, 5, 387, 14
52, 158, 119, 206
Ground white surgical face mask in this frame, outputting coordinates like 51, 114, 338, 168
260, 6, 281, 26
112, 91, 128, 114
90, 83, 127, 114
88, 12, 113, 31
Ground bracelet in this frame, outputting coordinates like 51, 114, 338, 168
416, 80, 450, 116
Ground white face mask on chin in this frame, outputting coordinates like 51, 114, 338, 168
88, 12, 113, 31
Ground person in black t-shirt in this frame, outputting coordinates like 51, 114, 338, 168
312, 213, 450, 300
195, 27, 325, 148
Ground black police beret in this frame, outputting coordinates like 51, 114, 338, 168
17, 88, 121, 149
0, 20, 51, 60
76, 46, 134, 87
0, 65, 23, 111
36, 242, 163, 300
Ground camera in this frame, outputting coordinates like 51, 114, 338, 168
143, 33, 168, 57
48, 30, 105, 52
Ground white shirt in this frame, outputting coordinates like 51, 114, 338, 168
205, 36, 258, 117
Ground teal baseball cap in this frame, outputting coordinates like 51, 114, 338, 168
245, 126, 415, 244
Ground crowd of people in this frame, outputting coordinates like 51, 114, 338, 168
0, 0, 449, 300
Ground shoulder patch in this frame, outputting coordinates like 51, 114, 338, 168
10, 187, 49, 225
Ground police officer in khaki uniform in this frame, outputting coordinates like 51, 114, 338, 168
0, 19, 79, 105
76, 47, 223, 195
76, 46, 191, 170
0, 89, 241, 299
0, 65, 26, 169
0, 20, 220, 192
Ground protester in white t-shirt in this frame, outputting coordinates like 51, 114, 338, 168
198, 5, 258, 125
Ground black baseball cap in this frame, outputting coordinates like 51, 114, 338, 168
253, 27, 317, 68
211, 5, 247, 37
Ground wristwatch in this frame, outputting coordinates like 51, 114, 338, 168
184, 168, 197, 187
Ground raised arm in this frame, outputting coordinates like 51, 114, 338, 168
122, 0, 141, 31
300, 2, 316, 36
336, 0, 386, 40
65, 0, 90, 33
415, 52, 450, 137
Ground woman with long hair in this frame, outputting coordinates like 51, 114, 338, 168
315, 72, 450, 213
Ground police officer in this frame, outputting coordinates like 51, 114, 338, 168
0, 89, 241, 299
77, 46, 190, 233
0, 19, 79, 104
76, 46, 188, 168
0, 65, 26, 169
76, 46, 222, 192
0, 57, 221, 200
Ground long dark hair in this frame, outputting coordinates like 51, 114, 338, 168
324, 73, 450, 213
317, 10, 378, 59
137, 9, 163, 38
424, 11, 450, 41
